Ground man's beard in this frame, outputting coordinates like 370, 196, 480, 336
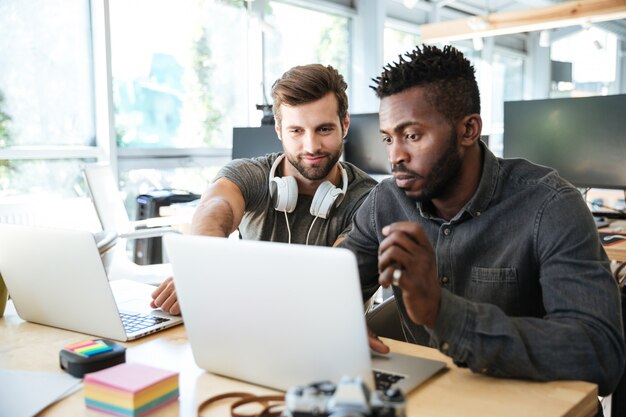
393, 132, 462, 202
286, 148, 342, 181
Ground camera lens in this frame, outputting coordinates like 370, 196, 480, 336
318, 382, 336, 394
303, 386, 320, 396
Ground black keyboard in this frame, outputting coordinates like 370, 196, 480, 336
120, 312, 169, 333
373, 369, 405, 391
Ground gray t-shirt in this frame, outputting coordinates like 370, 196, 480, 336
215, 153, 377, 246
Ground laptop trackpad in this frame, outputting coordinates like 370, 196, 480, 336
110, 279, 166, 315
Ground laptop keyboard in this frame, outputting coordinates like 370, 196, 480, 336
373, 369, 406, 391
120, 312, 169, 333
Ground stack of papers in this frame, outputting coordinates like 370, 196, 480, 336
84, 363, 179, 416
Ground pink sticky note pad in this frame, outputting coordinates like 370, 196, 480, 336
84, 363, 178, 393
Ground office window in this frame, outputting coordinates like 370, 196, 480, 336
551, 27, 617, 95
109, 0, 253, 215
384, 26, 420, 65
109, 0, 250, 149
0, 0, 97, 199
263, 1, 351, 92
489, 51, 524, 156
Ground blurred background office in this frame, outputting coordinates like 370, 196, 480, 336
0, 0, 625, 230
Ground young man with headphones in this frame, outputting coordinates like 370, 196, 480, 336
150, 64, 377, 315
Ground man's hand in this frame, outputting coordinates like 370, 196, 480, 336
378, 222, 441, 327
368, 329, 390, 354
150, 277, 181, 315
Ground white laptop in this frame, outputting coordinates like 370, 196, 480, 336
0, 224, 183, 341
164, 234, 446, 393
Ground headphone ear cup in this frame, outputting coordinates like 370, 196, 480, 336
310, 181, 343, 219
271, 176, 298, 213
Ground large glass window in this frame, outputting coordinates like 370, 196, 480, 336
264, 1, 351, 93
109, 0, 250, 149
551, 26, 618, 96
384, 26, 420, 65
0, 0, 96, 199
489, 51, 524, 156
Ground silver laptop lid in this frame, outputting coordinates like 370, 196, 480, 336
0, 224, 128, 340
0, 224, 182, 341
164, 234, 374, 391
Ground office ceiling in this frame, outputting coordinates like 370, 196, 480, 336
384, 0, 626, 42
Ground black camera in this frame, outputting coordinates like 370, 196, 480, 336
283, 376, 405, 417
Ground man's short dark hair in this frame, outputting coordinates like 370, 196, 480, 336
371, 44, 480, 125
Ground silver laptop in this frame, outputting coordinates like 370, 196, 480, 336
164, 234, 446, 393
0, 224, 183, 341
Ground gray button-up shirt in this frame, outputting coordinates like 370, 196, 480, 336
340, 143, 624, 395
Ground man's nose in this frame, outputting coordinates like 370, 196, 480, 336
388, 141, 408, 166
302, 131, 322, 153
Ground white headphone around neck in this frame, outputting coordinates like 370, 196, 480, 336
268, 154, 348, 219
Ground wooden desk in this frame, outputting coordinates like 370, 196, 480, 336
601, 220, 626, 263
0, 302, 598, 417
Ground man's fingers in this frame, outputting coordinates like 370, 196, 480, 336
151, 276, 174, 298
162, 298, 181, 316
368, 331, 390, 354
382, 221, 424, 237
149, 277, 181, 315
380, 222, 431, 252
170, 301, 181, 316
378, 265, 401, 289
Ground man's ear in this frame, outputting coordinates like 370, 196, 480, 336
275, 123, 282, 141
342, 113, 350, 139
459, 114, 482, 146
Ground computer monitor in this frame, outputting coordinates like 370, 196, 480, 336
232, 126, 282, 159
503, 94, 626, 191
344, 113, 391, 175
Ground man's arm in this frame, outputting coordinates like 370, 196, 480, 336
150, 178, 246, 315
190, 178, 246, 237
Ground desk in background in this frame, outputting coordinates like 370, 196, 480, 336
0, 301, 598, 417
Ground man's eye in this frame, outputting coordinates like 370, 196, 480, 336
319, 127, 333, 133
406, 133, 419, 141
382, 136, 392, 145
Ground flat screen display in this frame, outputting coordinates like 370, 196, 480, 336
344, 113, 391, 175
503, 94, 626, 190
232, 126, 281, 159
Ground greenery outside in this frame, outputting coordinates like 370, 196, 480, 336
0, 90, 13, 191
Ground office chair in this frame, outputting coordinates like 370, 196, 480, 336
82, 163, 185, 285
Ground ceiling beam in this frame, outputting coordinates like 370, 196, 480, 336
420, 0, 626, 43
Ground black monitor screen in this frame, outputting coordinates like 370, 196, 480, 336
232, 126, 282, 159
344, 113, 391, 175
503, 94, 626, 189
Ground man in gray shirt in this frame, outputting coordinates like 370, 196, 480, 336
151, 64, 376, 314
340, 45, 624, 396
